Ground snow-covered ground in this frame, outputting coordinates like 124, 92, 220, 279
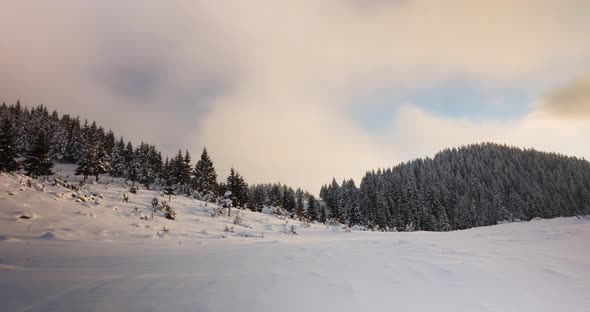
1, 164, 589, 312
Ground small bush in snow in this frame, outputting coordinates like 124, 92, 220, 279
233, 214, 243, 225
224, 224, 234, 233
301, 219, 311, 228
282, 221, 298, 235
161, 201, 176, 220
240, 232, 264, 238
209, 207, 224, 217
157, 226, 171, 238
350, 225, 368, 231
325, 219, 341, 227
404, 222, 416, 232
151, 197, 159, 208
121, 193, 129, 203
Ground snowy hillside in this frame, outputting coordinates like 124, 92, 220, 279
0, 164, 331, 243
1, 165, 589, 311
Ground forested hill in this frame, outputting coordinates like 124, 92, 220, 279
320, 143, 590, 231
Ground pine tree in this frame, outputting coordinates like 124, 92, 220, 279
48, 122, 67, 162
269, 184, 283, 207
137, 143, 157, 187
319, 201, 327, 223
283, 187, 296, 214
326, 178, 342, 223
65, 117, 83, 162
227, 168, 249, 208
127, 149, 140, 187
171, 150, 184, 185
249, 185, 266, 212
182, 150, 192, 187
161, 157, 171, 182
110, 138, 126, 177
295, 188, 305, 220
306, 195, 319, 221
0, 118, 20, 172
437, 208, 451, 231
94, 144, 111, 182
193, 147, 218, 199
342, 179, 363, 226
75, 144, 96, 182
23, 130, 53, 178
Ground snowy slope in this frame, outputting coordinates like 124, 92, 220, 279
1, 165, 589, 312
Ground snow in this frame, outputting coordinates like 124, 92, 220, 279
1, 164, 589, 311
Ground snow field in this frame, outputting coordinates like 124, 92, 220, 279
1, 164, 589, 311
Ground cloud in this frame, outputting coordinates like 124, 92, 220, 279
1, 0, 590, 191
542, 73, 590, 118
0, 1, 240, 149
386, 105, 590, 164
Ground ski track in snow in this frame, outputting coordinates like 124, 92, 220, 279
0, 164, 589, 312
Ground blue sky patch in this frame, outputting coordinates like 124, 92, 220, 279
350, 80, 533, 134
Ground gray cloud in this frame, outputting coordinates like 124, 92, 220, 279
0, 0, 241, 154
2, 0, 590, 191
543, 73, 590, 118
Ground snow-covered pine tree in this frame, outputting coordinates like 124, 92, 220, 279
136, 143, 151, 187
269, 184, 283, 208
0, 117, 20, 172
75, 144, 96, 182
343, 179, 363, 226
123, 141, 134, 176
193, 147, 218, 200
161, 157, 171, 182
237, 172, 249, 208
171, 150, 184, 185
23, 130, 53, 178
127, 149, 140, 188
13, 101, 31, 155
306, 195, 319, 221
283, 187, 296, 215
103, 130, 116, 157
249, 184, 266, 212
326, 178, 342, 223
109, 137, 126, 177
94, 143, 111, 182
227, 168, 249, 209
48, 121, 67, 162
148, 146, 163, 184
295, 188, 305, 220
319, 201, 327, 224
65, 117, 83, 163
182, 150, 192, 188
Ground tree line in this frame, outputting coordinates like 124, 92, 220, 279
2, 102, 589, 230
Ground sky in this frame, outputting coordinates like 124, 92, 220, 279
1, 0, 590, 192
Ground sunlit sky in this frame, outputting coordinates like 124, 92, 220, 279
2, 0, 590, 191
